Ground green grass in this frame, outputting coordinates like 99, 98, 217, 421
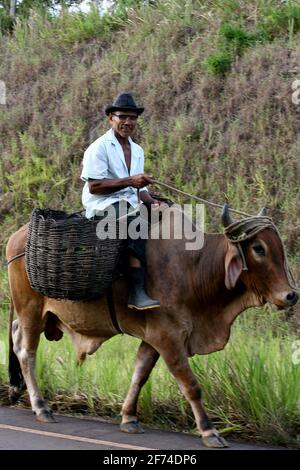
203, 51, 232, 75
0, 304, 299, 447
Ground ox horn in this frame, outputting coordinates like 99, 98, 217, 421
221, 203, 234, 228
257, 207, 268, 217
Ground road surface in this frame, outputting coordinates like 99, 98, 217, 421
0, 406, 285, 451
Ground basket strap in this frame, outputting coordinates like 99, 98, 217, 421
106, 286, 123, 334
6, 252, 26, 266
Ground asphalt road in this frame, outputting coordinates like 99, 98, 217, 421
0, 406, 285, 451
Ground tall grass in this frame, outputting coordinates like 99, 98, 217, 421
0, 304, 299, 447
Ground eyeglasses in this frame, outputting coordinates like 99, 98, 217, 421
112, 113, 138, 122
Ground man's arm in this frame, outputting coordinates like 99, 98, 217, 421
88, 174, 154, 195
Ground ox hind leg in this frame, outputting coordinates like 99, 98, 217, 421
120, 341, 159, 434
158, 342, 228, 448
11, 314, 55, 423
8, 302, 26, 404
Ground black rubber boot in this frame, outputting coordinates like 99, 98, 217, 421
128, 267, 160, 310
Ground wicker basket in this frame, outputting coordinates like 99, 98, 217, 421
25, 208, 124, 301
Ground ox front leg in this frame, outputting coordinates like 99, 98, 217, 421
120, 341, 159, 434
12, 321, 55, 423
160, 346, 228, 448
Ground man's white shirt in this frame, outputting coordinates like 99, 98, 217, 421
81, 128, 147, 218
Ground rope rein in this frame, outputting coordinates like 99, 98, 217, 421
152, 181, 297, 289
152, 180, 252, 217
223, 216, 275, 242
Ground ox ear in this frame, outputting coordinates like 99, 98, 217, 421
224, 243, 243, 290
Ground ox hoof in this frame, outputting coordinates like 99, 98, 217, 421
120, 421, 144, 434
35, 409, 56, 423
201, 432, 228, 448
8, 386, 24, 404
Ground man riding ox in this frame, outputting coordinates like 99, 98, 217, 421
81, 92, 160, 310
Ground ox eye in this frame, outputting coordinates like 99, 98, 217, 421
252, 244, 265, 256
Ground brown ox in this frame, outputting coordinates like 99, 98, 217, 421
5, 205, 298, 448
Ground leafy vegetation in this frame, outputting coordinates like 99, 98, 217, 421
203, 50, 232, 75
0, 0, 83, 34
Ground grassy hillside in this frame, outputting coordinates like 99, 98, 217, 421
0, 1, 300, 265
0, 0, 300, 447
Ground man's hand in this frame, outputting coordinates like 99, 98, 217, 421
130, 173, 154, 188
140, 191, 162, 206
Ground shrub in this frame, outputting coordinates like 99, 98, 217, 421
220, 22, 265, 55
259, 3, 300, 40
203, 51, 232, 75
0, 9, 14, 34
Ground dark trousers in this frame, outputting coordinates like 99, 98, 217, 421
94, 202, 148, 266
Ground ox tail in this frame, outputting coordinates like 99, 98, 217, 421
8, 300, 26, 401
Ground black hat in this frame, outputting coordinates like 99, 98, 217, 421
105, 92, 144, 116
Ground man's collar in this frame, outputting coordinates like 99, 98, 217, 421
107, 128, 133, 145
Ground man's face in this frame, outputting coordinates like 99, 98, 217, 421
109, 111, 139, 139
